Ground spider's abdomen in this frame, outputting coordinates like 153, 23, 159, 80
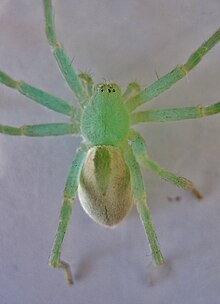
78, 146, 133, 227
80, 83, 129, 146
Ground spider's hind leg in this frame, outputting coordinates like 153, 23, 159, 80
49, 146, 87, 285
130, 130, 202, 200
122, 144, 164, 266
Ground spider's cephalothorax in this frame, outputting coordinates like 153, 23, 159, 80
0, 0, 219, 286
81, 83, 129, 145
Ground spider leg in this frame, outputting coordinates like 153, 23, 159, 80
43, 0, 88, 107
0, 70, 81, 121
0, 122, 79, 137
123, 82, 141, 101
122, 144, 164, 266
78, 72, 94, 97
49, 145, 87, 285
130, 101, 220, 124
126, 28, 220, 112
129, 130, 202, 200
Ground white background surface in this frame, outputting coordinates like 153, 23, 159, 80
0, 1, 220, 303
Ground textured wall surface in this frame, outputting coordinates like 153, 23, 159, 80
0, 1, 220, 303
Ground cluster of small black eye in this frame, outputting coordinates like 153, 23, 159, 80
99, 87, 116, 93
108, 88, 116, 93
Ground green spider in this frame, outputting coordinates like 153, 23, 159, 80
0, 0, 220, 285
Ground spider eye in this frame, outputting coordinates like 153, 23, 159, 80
94, 83, 121, 94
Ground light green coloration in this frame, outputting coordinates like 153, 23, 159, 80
129, 130, 202, 199
0, 0, 219, 285
49, 145, 87, 285
126, 28, 220, 112
81, 83, 130, 145
18, 82, 81, 121
0, 123, 79, 137
131, 102, 220, 124
0, 70, 81, 121
122, 144, 164, 265
43, 0, 88, 106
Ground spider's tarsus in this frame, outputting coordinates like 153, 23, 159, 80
192, 188, 203, 201
59, 260, 74, 286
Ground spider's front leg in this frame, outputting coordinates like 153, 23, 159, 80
49, 145, 87, 285
129, 130, 202, 200
43, 0, 88, 106
122, 144, 164, 266
126, 28, 220, 111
